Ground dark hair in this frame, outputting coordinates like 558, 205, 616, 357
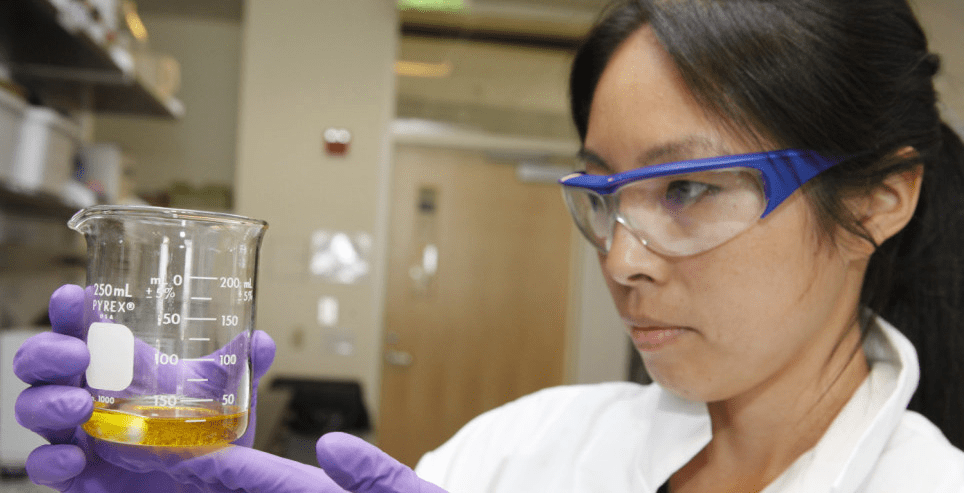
571, 0, 964, 448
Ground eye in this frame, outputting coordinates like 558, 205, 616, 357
589, 193, 606, 211
663, 180, 719, 208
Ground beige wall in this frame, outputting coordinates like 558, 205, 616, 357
397, 36, 573, 115
914, 0, 964, 130
234, 0, 398, 413
94, 15, 242, 192
396, 36, 577, 140
560, 233, 626, 384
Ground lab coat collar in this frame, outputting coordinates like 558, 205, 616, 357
636, 317, 917, 493
821, 317, 917, 492
636, 387, 710, 489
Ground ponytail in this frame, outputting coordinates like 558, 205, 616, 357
866, 123, 964, 448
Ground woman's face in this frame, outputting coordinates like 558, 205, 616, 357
585, 27, 867, 403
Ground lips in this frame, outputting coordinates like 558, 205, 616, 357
625, 317, 689, 351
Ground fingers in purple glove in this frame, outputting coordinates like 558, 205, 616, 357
16, 386, 93, 438
13, 332, 89, 385
169, 445, 341, 493
29, 440, 193, 493
316, 432, 449, 493
25, 444, 86, 489
89, 439, 209, 474
251, 330, 276, 383
49, 285, 86, 338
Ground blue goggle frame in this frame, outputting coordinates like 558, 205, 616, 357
558, 149, 847, 217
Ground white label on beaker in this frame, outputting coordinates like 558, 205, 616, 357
86, 322, 134, 391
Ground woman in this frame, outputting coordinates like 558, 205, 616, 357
14, 0, 964, 491
414, 0, 964, 491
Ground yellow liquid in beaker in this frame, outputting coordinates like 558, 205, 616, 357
83, 403, 247, 447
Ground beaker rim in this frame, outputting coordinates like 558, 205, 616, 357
69, 205, 268, 231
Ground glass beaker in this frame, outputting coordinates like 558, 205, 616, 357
68, 205, 268, 447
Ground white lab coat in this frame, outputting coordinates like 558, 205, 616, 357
415, 318, 964, 492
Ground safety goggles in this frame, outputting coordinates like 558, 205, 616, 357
559, 149, 846, 257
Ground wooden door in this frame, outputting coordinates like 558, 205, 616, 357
378, 144, 572, 467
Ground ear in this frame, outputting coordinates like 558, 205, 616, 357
844, 158, 923, 258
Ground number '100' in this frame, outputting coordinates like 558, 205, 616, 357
155, 353, 179, 365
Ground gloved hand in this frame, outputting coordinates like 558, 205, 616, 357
13, 284, 277, 492
166, 432, 448, 493
16, 285, 446, 493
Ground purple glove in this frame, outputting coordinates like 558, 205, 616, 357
165, 432, 448, 493
317, 433, 448, 493
13, 284, 277, 492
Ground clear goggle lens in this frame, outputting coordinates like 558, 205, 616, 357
563, 168, 767, 257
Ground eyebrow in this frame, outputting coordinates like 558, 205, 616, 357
578, 136, 730, 173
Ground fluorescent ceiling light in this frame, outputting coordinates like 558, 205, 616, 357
398, 0, 468, 11
122, 0, 149, 41
395, 60, 453, 78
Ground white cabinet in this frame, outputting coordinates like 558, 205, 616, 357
0, 329, 48, 469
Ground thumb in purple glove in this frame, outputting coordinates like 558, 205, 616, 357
168, 445, 342, 493
317, 433, 449, 493
165, 433, 449, 493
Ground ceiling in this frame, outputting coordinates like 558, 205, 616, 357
131, 0, 964, 54
133, 0, 609, 49
134, 0, 243, 21
133, 0, 609, 19
132, 0, 964, 25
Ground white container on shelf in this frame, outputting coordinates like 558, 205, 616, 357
0, 88, 27, 186
89, 0, 120, 31
55, 0, 94, 34
84, 0, 120, 46
79, 142, 125, 203
9, 107, 81, 196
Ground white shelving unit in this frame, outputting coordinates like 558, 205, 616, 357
0, 0, 186, 215
0, 0, 182, 329
0, 0, 184, 118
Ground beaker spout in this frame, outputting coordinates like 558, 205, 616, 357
68, 208, 96, 234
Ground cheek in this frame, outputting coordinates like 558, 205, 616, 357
667, 262, 809, 396
650, 202, 836, 399
682, 228, 815, 338
692, 195, 829, 322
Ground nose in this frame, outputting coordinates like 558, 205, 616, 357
602, 220, 666, 285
